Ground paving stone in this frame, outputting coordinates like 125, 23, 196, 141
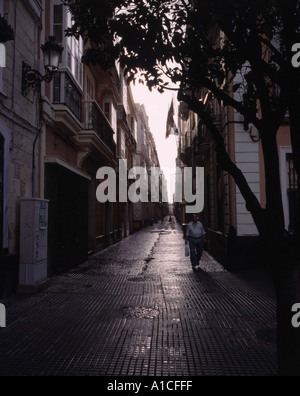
0, 218, 277, 376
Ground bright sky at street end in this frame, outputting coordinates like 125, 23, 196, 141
131, 82, 179, 203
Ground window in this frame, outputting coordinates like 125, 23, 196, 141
53, 72, 61, 103
67, 11, 83, 86
104, 102, 111, 123
86, 76, 94, 101
130, 116, 135, 137
53, 72, 82, 120
53, 4, 63, 46
51, 2, 83, 87
84, 75, 95, 126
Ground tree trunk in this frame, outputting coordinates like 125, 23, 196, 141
259, 122, 285, 242
257, 119, 300, 376
180, 92, 300, 375
275, 80, 300, 376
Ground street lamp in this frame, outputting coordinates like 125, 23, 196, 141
22, 36, 63, 95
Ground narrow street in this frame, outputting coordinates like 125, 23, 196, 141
0, 218, 277, 376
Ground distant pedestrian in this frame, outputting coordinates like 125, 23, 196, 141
185, 214, 207, 271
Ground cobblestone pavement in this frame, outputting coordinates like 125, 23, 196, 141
0, 218, 278, 376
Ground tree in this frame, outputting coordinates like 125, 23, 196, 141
63, 0, 300, 375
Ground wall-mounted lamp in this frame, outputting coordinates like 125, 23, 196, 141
250, 125, 260, 142
22, 36, 63, 95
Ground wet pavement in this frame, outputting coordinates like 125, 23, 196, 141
0, 217, 278, 376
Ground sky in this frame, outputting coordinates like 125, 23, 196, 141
131, 82, 179, 202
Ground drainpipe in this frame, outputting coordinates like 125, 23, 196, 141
32, 129, 41, 198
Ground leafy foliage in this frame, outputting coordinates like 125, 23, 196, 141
63, 0, 299, 130
63, 0, 300, 232
62, 0, 123, 70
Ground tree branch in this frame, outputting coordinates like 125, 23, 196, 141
200, 77, 263, 130
179, 90, 265, 233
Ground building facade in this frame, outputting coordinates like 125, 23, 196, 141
43, 0, 122, 274
134, 103, 168, 229
176, 88, 295, 270
0, 0, 42, 296
174, 21, 298, 270
0, 0, 162, 296
117, 75, 137, 238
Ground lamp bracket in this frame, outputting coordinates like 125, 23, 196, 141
22, 61, 53, 96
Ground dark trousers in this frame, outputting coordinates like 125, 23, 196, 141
189, 238, 204, 268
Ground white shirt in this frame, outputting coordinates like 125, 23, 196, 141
186, 221, 206, 239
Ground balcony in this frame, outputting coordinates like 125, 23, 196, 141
117, 105, 137, 151
128, 130, 137, 151
117, 104, 127, 125
82, 100, 116, 156
52, 72, 83, 135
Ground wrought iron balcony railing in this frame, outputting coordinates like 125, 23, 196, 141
53, 72, 82, 121
82, 100, 116, 155
117, 105, 137, 151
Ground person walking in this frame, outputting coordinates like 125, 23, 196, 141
185, 214, 207, 271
